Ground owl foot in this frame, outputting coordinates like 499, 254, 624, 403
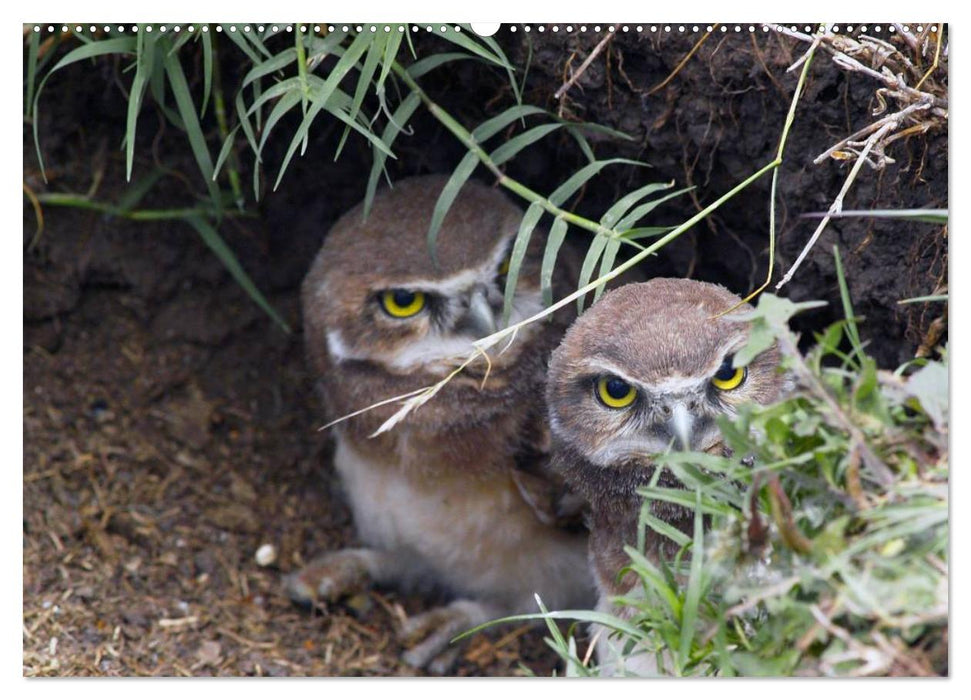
399, 599, 493, 672
284, 548, 380, 605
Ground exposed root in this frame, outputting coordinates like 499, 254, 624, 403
646, 25, 718, 96
554, 28, 616, 100
773, 23, 948, 292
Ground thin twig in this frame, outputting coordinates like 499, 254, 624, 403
717, 32, 820, 314
646, 25, 718, 96
914, 24, 944, 91
813, 101, 932, 164
554, 29, 616, 100
23, 181, 45, 250
775, 120, 895, 291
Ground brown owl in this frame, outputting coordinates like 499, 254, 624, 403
546, 278, 789, 674
290, 175, 596, 672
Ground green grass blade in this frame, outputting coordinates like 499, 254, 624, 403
436, 24, 512, 72
29, 35, 137, 179
616, 186, 693, 231
115, 168, 165, 214
639, 508, 692, 549
456, 607, 645, 643
404, 23, 417, 58
213, 124, 242, 181
541, 217, 569, 307
576, 235, 608, 313
897, 294, 948, 305
185, 216, 290, 333
336, 33, 386, 159
502, 203, 545, 325
304, 28, 350, 65
221, 25, 261, 63
199, 28, 212, 116
471, 105, 546, 142
427, 151, 480, 261
593, 237, 620, 304
125, 29, 155, 181
621, 226, 675, 240
274, 31, 379, 190
548, 158, 647, 206
149, 39, 186, 129
518, 30, 533, 102
163, 49, 221, 208
251, 79, 264, 132
34, 35, 135, 76
490, 123, 562, 166
567, 127, 596, 163
241, 47, 297, 89
235, 84, 303, 196
622, 546, 682, 617
531, 596, 568, 656
476, 29, 522, 105
636, 486, 737, 518
70, 29, 93, 45
832, 246, 863, 362
677, 489, 706, 667
234, 87, 261, 166
564, 119, 637, 143
257, 90, 304, 154
168, 30, 195, 54
364, 91, 421, 218
601, 181, 674, 228
25, 29, 40, 118
801, 208, 948, 224
242, 76, 302, 116
377, 28, 404, 91
406, 52, 472, 79
239, 25, 273, 58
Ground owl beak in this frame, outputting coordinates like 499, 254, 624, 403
462, 288, 498, 338
669, 402, 695, 451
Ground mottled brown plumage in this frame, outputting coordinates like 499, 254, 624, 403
291, 175, 595, 672
546, 278, 789, 674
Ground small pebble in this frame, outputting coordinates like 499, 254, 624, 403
254, 543, 277, 567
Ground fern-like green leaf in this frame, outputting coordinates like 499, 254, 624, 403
502, 202, 545, 325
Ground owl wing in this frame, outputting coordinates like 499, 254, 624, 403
510, 408, 588, 531
511, 467, 587, 531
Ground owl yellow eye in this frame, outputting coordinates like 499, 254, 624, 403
596, 376, 637, 409
712, 356, 747, 391
381, 289, 426, 318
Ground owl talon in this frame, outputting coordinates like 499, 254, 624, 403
426, 647, 462, 675
284, 548, 378, 605
398, 600, 491, 671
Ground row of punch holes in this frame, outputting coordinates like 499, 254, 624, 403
30, 24, 937, 36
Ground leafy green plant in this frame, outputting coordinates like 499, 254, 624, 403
25, 24, 679, 331
27, 23, 798, 337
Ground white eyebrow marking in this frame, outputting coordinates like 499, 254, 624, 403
583, 360, 706, 395
377, 236, 513, 295
581, 358, 641, 386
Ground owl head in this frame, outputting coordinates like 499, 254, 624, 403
547, 278, 787, 467
302, 176, 554, 378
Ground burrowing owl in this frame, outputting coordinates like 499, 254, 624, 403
546, 278, 789, 674
290, 175, 595, 672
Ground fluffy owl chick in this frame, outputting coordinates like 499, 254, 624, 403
291, 175, 595, 672
546, 278, 788, 674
